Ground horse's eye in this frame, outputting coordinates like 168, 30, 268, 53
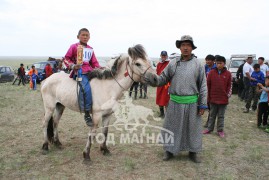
135, 63, 141, 67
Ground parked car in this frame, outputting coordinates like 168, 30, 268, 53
0, 66, 15, 83
169, 53, 180, 60
227, 54, 257, 93
26, 61, 58, 83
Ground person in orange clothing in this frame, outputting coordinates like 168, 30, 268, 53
28, 65, 38, 90
156, 51, 170, 118
44, 63, 53, 78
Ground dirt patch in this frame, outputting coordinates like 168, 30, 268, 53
0, 81, 269, 179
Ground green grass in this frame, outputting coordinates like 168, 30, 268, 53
218, 173, 234, 180
229, 142, 238, 150
124, 157, 136, 171
245, 146, 264, 162
1, 65, 269, 179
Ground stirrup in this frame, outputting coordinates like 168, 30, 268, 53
84, 114, 93, 127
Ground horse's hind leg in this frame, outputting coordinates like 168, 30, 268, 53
100, 114, 112, 155
53, 103, 65, 148
42, 109, 54, 151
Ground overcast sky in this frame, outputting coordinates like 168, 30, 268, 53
0, 0, 268, 58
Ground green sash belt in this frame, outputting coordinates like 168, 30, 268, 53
170, 94, 198, 104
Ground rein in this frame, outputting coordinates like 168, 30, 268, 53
110, 71, 128, 91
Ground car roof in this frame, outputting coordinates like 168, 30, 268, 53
0, 65, 12, 68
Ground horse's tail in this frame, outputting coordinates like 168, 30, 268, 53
47, 117, 54, 144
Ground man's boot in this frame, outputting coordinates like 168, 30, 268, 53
139, 88, 143, 98
159, 106, 164, 118
163, 151, 173, 161
189, 152, 201, 163
84, 111, 93, 127
134, 91, 137, 100
144, 92, 148, 99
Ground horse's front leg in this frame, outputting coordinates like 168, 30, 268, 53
83, 126, 97, 161
83, 113, 101, 161
100, 114, 112, 155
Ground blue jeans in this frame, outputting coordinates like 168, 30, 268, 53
79, 74, 92, 111
32, 79, 36, 90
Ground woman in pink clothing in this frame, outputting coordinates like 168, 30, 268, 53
64, 28, 100, 127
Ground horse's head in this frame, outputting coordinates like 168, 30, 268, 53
127, 44, 157, 84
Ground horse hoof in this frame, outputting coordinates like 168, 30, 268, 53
83, 159, 92, 165
42, 143, 49, 151
103, 150, 111, 156
83, 152, 91, 161
101, 148, 111, 156
41, 150, 49, 155
54, 140, 63, 149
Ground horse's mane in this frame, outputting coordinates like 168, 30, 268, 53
128, 44, 147, 60
88, 55, 125, 80
88, 44, 147, 80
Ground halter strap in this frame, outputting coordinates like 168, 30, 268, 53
111, 58, 152, 91
126, 60, 136, 82
127, 59, 152, 79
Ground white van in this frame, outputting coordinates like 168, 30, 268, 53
228, 54, 257, 93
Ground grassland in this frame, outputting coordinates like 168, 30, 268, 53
0, 59, 269, 179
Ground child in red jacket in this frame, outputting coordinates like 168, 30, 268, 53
156, 51, 170, 118
203, 55, 232, 138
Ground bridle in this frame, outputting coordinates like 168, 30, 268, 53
111, 58, 152, 91
126, 59, 152, 81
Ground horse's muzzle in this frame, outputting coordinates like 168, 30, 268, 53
144, 73, 158, 87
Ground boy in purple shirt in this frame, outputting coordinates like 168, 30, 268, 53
64, 28, 100, 126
